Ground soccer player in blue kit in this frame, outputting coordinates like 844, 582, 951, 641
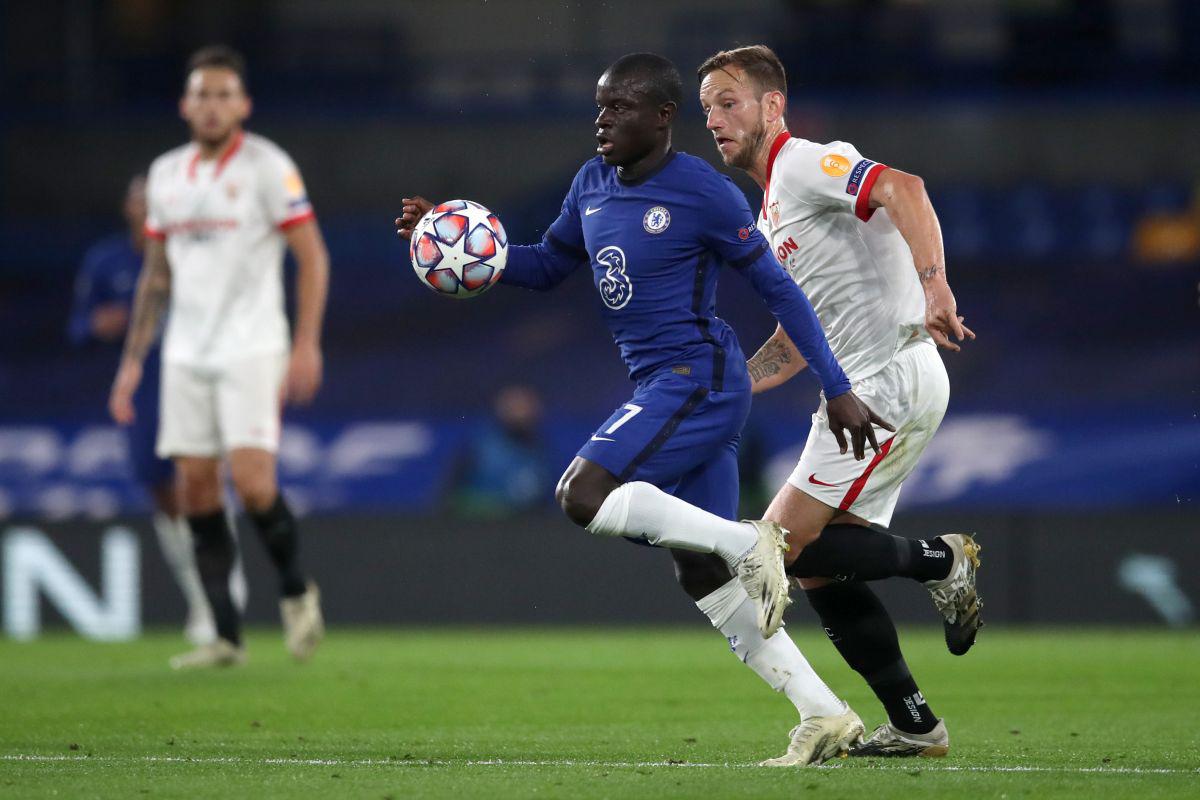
398, 54, 890, 758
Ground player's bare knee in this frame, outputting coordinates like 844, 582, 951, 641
232, 473, 277, 513
176, 465, 221, 515
556, 474, 604, 527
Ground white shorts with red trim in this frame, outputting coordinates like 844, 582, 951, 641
156, 351, 288, 459
788, 338, 948, 528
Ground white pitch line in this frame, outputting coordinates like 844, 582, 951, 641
1, 754, 1196, 776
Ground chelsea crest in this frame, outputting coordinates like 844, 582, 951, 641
643, 206, 671, 234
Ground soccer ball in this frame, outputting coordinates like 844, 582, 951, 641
409, 199, 508, 298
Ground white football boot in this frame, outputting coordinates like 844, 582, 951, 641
849, 720, 950, 758
169, 638, 246, 670
281, 581, 324, 662
736, 520, 792, 638
760, 705, 866, 766
924, 534, 983, 655
183, 602, 217, 647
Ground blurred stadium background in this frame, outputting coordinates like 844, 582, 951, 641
1, 0, 1197, 639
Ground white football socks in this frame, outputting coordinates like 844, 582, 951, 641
697, 577, 844, 720
152, 512, 209, 616
153, 511, 248, 641
584, 481, 757, 565
225, 506, 248, 613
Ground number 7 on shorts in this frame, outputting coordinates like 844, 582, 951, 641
604, 404, 643, 435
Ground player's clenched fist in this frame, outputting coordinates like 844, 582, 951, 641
395, 196, 434, 240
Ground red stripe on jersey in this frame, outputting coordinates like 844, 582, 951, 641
279, 210, 316, 231
144, 223, 166, 241
838, 436, 895, 511
854, 163, 888, 222
214, 130, 244, 178
761, 130, 792, 218
186, 130, 245, 181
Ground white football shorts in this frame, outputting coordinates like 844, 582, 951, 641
156, 351, 288, 458
789, 338, 948, 528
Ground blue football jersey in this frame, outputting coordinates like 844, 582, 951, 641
68, 233, 142, 346
502, 151, 851, 399
68, 231, 171, 485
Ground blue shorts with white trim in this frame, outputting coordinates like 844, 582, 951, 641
576, 373, 750, 518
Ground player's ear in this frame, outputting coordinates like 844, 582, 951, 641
659, 101, 677, 127
763, 90, 786, 124
241, 94, 253, 121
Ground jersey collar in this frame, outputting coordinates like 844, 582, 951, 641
761, 130, 791, 217
186, 130, 246, 181
616, 148, 676, 187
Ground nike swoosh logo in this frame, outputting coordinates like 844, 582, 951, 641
590, 435, 615, 442
585, 207, 602, 216
808, 473, 840, 488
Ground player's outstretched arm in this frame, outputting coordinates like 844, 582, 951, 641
396, 195, 585, 291
284, 219, 330, 405
747, 323, 807, 394
109, 237, 170, 425
867, 168, 976, 351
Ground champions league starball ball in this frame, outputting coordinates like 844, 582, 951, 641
409, 199, 508, 298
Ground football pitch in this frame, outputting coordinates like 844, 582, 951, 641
2, 627, 1196, 799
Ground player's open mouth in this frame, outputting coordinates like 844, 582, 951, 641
715, 137, 736, 152
596, 136, 614, 155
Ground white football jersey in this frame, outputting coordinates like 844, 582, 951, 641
758, 133, 928, 384
145, 131, 314, 367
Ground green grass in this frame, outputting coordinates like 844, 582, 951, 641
2, 627, 1197, 798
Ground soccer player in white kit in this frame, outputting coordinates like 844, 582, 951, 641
699, 45, 982, 760
109, 46, 329, 669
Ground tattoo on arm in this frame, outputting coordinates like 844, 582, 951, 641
918, 265, 945, 284
747, 337, 793, 384
121, 242, 171, 364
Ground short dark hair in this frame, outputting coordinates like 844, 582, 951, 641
604, 52, 683, 107
696, 45, 787, 97
186, 45, 247, 88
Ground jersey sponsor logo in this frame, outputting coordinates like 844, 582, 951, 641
775, 236, 799, 264
737, 221, 757, 241
845, 159, 876, 197
595, 246, 633, 310
160, 219, 240, 238
642, 206, 671, 234
808, 473, 841, 488
821, 153, 852, 177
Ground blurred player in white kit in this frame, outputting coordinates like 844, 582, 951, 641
109, 45, 329, 669
698, 45, 982, 762
70, 175, 247, 645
